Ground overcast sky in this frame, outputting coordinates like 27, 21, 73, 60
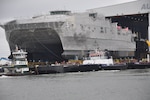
0, 0, 136, 58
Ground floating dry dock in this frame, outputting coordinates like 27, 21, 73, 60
29, 63, 150, 75
1, 63, 150, 76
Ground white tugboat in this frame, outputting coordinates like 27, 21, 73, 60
83, 49, 113, 66
11, 46, 29, 73
82, 49, 127, 70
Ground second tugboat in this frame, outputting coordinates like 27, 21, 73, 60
83, 49, 113, 66
82, 48, 127, 70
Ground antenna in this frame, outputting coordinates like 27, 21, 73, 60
15, 45, 18, 51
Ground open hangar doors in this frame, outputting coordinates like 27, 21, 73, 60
106, 13, 149, 59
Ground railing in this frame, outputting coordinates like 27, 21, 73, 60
5, 22, 63, 31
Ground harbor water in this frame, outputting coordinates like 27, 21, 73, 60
0, 69, 150, 100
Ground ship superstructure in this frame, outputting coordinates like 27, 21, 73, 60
1, 10, 136, 61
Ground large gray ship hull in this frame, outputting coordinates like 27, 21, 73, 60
1, 11, 136, 61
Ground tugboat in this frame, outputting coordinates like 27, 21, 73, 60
83, 49, 113, 65
11, 45, 29, 74
2, 46, 30, 76
82, 49, 127, 70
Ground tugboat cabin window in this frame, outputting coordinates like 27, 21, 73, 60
50, 11, 71, 15
100, 27, 104, 33
89, 13, 97, 18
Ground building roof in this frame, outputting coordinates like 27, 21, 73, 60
87, 0, 150, 16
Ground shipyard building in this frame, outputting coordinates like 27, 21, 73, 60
88, 0, 150, 59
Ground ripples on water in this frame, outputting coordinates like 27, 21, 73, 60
0, 69, 150, 100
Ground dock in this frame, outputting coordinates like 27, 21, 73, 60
1, 62, 150, 76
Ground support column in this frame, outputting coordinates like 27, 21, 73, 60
148, 13, 150, 43
147, 13, 150, 62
